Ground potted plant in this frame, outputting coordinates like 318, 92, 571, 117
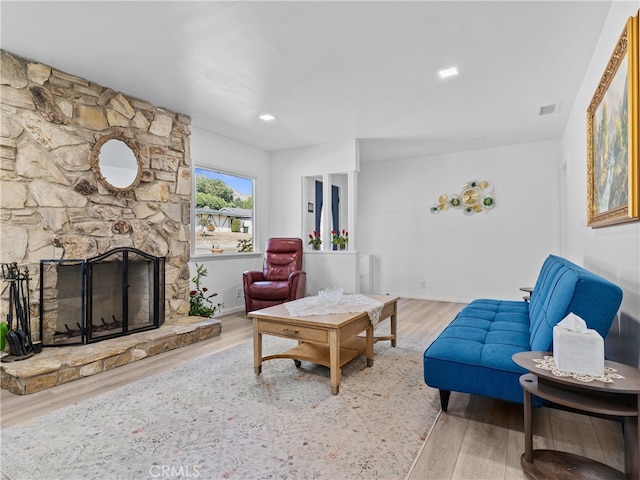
237, 238, 253, 252
308, 231, 322, 250
189, 263, 223, 317
211, 243, 224, 253
331, 229, 348, 250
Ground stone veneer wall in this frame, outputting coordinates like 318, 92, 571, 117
0, 50, 193, 339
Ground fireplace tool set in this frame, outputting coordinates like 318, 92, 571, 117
1, 262, 41, 362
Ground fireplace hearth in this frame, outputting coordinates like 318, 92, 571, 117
40, 247, 165, 346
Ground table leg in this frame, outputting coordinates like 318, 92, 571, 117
523, 388, 533, 464
390, 307, 397, 347
329, 329, 340, 394
623, 405, 638, 480
252, 319, 262, 375
366, 325, 374, 367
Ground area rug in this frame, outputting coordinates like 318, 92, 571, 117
1, 336, 441, 480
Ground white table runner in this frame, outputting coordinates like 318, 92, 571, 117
284, 294, 384, 326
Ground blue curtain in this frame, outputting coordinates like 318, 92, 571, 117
315, 180, 340, 250
315, 180, 323, 233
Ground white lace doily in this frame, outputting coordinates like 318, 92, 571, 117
532, 356, 624, 383
284, 294, 384, 326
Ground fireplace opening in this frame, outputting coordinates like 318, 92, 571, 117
40, 247, 165, 346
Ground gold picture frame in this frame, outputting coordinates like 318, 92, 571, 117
587, 12, 639, 227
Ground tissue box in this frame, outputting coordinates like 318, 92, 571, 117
553, 324, 604, 377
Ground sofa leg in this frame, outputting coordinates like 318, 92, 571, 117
439, 390, 451, 412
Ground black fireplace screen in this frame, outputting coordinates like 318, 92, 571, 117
40, 247, 165, 346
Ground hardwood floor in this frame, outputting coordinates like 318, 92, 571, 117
1, 298, 625, 479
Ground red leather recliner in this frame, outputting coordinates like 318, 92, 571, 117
242, 238, 306, 314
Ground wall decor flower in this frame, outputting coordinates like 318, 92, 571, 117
430, 180, 496, 215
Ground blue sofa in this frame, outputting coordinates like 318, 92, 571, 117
423, 255, 623, 411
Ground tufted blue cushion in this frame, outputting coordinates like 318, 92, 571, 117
529, 255, 623, 351
424, 255, 623, 406
424, 299, 531, 404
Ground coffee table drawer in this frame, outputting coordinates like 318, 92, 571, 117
259, 320, 327, 343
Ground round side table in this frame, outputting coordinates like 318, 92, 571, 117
512, 351, 640, 480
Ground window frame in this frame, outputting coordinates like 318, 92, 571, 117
191, 164, 259, 259
302, 172, 354, 253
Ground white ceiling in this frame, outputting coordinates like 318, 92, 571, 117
1, 1, 614, 163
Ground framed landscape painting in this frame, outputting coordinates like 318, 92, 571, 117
587, 12, 639, 227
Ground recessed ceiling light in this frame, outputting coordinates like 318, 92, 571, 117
258, 114, 276, 121
438, 67, 459, 79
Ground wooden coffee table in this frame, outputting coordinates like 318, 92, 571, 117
250, 294, 399, 394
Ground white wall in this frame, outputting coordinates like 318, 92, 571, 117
562, 1, 640, 366
269, 140, 359, 237
189, 126, 271, 312
184, 5, 639, 370
304, 251, 360, 294
269, 141, 361, 294
187, 136, 361, 311
358, 140, 562, 302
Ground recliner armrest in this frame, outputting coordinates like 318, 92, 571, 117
287, 270, 307, 300
243, 271, 265, 284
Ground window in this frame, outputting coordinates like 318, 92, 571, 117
303, 172, 352, 251
192, 166, 255, 256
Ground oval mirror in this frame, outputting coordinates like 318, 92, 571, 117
91, 133, 141, 194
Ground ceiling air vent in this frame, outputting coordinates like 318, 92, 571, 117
539, 104, 558, 116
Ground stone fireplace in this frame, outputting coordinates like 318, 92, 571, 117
0, 51, 226, 395
1, 50, 194, 343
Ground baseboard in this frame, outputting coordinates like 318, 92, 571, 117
391, 293, 473, 304
219, 304, 246, 316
